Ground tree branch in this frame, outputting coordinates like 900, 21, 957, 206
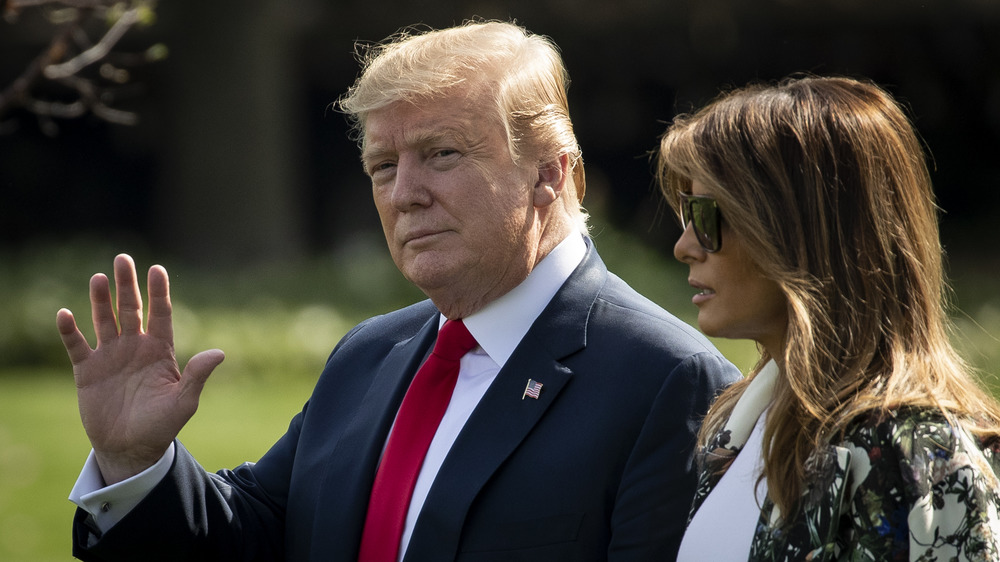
0, 26, 75, 120
0, 0, 161, 132
43, 7, 140, 79
8, 0, 109, 9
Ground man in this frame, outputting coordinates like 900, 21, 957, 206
60, 21, 741, 561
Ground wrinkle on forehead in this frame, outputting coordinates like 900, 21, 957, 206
361, 100, 499, 165
362, 83, 503, 143
363, 124, 480, 158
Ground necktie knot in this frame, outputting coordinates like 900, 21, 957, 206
433, 319, 477, 361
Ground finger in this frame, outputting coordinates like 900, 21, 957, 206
180, 349, 225, 397
146, 265, 174, 340
114, 254, 144, 334
90, 273, 119, 345
56, 308, 94, 365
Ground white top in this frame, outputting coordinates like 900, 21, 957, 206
676, 410, 769, 561
70, 232, 587, 560
676, 360, 779, 561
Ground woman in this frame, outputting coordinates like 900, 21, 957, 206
658, 76, 1000, 561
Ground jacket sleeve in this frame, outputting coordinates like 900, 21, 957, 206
846, 411, 1000, 561
69, 318, 384, 562
609, 351, 741, 560
72, 419, 303, 562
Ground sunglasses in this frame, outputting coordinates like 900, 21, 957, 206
679, 193, 722, 253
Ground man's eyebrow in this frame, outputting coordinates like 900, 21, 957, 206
408, 125, 476, 148
361, 144, 391, 164
362, 125, 479, 163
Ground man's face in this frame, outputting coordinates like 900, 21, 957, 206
362, 89, 541, 314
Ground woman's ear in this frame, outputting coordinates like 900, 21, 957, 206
533, 153, 570, 208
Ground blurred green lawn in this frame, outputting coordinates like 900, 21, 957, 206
0, 230, 996, 561
0, 368, 318, 561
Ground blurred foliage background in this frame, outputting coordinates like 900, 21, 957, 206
1, 0, 999, 560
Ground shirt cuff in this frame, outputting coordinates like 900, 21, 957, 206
68, 442, 175, 534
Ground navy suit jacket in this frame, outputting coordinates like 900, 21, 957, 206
73, 243, 741, 561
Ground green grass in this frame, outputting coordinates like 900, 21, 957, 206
0, 371, 85, 562
0, 369, 317, 562
0, 229, 996, 560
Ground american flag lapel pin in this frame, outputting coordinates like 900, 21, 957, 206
522, 379, 543, 400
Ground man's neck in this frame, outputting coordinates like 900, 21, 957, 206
432, 224, 576, 320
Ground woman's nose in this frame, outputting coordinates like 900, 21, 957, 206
674, 221, 706, 264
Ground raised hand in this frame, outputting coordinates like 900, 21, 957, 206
57, 254, 225, 485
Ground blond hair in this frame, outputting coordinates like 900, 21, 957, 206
658, 75, 1000, 519
337, 20, 586, 209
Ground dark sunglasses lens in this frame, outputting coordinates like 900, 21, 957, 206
693, 199, 720, 251
681, 195, 721, 252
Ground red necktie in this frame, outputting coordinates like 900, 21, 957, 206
358, 319, 477, 562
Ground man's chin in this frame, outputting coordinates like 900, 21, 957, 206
400, 261, 460, 294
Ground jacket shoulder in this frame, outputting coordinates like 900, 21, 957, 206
592, 271, 739, 363
324, 300, 437, 359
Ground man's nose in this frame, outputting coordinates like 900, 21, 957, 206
390, 157, 433, 211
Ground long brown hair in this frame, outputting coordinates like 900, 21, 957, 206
657, 76, 1000, 519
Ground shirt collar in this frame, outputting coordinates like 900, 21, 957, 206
721, 359, 778, 449
438, 233, 587, 368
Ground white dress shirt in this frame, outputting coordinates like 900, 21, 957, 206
70, 233, 587, 557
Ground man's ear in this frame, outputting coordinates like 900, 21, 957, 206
533, 153, 571, 208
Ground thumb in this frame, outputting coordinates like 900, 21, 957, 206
182, 349, 226, 389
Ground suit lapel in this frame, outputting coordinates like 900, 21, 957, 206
403, 243, 605, 560
309, 313, 439, 561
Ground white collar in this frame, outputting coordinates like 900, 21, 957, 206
438, 233, 587, 368
720, 360, 778, 449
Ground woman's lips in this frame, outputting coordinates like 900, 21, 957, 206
689, 279, 716, 305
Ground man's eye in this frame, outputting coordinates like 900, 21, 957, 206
369, 161, 396, 175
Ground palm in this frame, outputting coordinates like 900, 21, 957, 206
76, 330, 186, 462
58, 254, 224, 484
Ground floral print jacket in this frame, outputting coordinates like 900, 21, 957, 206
690, 361, 1000, 561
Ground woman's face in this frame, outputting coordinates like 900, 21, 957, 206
674, 180, 788, 358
